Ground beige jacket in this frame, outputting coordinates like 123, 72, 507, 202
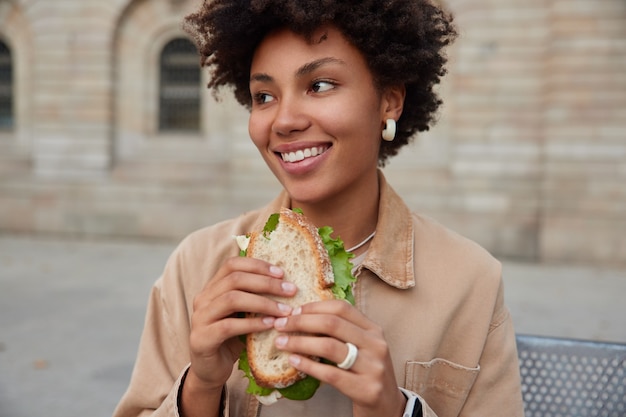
114, 172, 524, 417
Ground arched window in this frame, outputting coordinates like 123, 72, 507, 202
159, 38, 200, 132
0, 40, 13, 130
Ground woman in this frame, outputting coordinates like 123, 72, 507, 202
114, 1, 524, 416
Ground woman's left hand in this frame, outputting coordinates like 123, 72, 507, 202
273, 299, 407, 417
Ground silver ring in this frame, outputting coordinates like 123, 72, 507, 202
337, 342, 358, 370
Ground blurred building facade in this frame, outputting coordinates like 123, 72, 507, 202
0, 0, 625, 266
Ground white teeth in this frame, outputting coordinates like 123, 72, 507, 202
281, 146, 326, 163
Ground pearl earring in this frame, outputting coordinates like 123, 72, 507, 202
382, 118, 396, 141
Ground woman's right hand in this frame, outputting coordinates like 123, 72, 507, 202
186, 256, 297, 391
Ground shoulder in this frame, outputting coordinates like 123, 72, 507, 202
411, 211, 502, 293
412, 212, 499, 267
155, 208, 270, 302
176, 208, 266, 267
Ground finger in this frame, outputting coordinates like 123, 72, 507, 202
285, 353, 366, 397
207, 272, 296, 304
275, 334, 356, 369
204, 256, 285, 293
295, 299, 374, 330
192, 315, 276, 350
196, 289, 294, 324
285, 349, 392, 409
273, 311, 364, 345
195, 267, 296, 314
222, 256, 285, 278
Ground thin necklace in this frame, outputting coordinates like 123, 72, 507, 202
346, 231, 376, 253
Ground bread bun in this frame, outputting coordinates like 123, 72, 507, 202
245, 208, 335, 388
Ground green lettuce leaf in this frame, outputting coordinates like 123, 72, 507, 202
262, 213, 280, 238
238, 349, 274, 397
238, 347, 320, 400
318, 225, 356, 305
277, 375, 320, 400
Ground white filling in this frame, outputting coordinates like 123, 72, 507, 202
256, 390, 283, 405
235, 235, 250, 251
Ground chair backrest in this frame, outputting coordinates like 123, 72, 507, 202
516, 334, 626, 417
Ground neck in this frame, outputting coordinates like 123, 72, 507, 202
291, 171, 380, 253
346, 230, 376, 253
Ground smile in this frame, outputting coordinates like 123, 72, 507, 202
280, 146, 328, 163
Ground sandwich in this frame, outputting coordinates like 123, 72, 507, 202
235, 207, 357, 404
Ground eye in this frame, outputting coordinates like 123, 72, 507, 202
311, 80, 335, 93
253, 91, 275, 105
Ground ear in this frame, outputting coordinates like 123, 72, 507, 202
380, 84, 406, 121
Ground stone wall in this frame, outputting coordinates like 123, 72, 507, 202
0, 0, 624, 266
540, 0, 626, 263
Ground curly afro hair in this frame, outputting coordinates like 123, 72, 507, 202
185, 0, 457, 165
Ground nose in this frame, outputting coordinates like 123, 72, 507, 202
271, 95, 310, 137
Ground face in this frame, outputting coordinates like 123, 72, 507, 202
248, 26, 402, 209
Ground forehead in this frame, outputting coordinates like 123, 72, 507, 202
250, 25, 369, 75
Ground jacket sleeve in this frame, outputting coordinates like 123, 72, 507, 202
113, 246, 194, 417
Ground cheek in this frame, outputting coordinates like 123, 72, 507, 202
248, 112, 268, 151
327, 105, 380, 145
325, 92, 382, 137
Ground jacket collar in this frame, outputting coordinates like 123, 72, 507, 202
252, 170, 415, 290
362, 171, 415, 289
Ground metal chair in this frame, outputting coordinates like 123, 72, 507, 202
516, 334, 626, 417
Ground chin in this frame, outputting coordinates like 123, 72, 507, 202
284, 185, 327, 206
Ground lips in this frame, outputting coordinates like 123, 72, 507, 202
280, 146, 329, 163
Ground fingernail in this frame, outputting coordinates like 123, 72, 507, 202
275, 335, 288, 348
289, 354, 301, 366
277, 303, 292, 314
292, 306, 302, 315
274, 317, 287, 329
262, 316, 275, 326
281, 282, 296, 293
269, 266, 283, 276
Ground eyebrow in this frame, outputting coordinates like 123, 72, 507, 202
296, 57, 345, 77
250, 57, 346, 83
